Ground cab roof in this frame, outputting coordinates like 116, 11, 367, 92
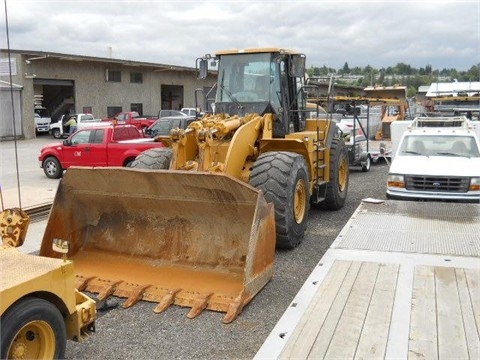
215, 48, 300, 56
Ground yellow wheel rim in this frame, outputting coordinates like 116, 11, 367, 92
338, 155, 348, 192
7, 320, 56, 359
294, 179, 307, 224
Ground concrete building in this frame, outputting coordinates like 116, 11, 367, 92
0, 49, 216, 139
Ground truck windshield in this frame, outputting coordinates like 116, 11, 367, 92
216, 53, 280, 105
399, 135, 480, 157
35, 108, 50, 117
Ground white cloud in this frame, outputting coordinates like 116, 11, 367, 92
1, 0, 479, 71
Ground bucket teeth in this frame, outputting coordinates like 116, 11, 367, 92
153, 288, 181, 314
122, 284, 152, 309
86, 279, 122, 301
76, 275, 96, 291
223, 293, 245, 324
187, 293, 213, 319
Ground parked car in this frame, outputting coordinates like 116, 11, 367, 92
145, 116, 196, 137
39, 125, 164, 179
158, 109, 188, 119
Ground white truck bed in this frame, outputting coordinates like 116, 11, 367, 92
255, 200, 480, 359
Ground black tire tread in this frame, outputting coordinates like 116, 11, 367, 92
130, 148, 173, 169
43, 156, 62, 179
323, 138, 349, 210
0, 297, 67, 359
249, 151, 309, 249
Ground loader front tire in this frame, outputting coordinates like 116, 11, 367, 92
1, 297, 66, 359
323, 138, 349, 210
130, 148, 173, 169
249, 152, 310, 249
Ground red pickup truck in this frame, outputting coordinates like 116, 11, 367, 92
39, 125, 164, 179
103, 112, 158, 131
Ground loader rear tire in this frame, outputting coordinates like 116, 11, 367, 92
130, 148, 173, 169
1, 297, 66, 359
249, 152, 310, 249
323, 138, 349, 210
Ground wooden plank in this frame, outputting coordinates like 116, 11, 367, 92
459, 268, 480, 358
408, 266, 437, 359
436, 267, 469, 359
321, 261, 379, 359
279, 260, 353, 359
465, 269, 480, 338
297, 261, 362, 359
355, 263, 399, 359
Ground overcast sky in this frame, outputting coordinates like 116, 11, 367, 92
1, 0, 479, 72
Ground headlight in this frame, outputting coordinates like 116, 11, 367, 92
470, 177, 480, 191
387, 174, 405, 188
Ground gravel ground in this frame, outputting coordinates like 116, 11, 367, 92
66, 159, 389, 360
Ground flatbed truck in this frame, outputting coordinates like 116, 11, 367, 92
255, 199, 479, 359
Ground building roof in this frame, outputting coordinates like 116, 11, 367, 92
1, 49, 197, 73
426, 82, 480, 97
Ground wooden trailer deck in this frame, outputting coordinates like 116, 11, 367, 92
255, 200, 480, 359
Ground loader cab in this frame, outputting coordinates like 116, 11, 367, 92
198, 49, 307, 135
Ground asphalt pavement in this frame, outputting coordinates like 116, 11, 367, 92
1, 134, 390, 359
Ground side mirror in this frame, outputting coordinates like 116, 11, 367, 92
289, 54, 306, 77
63, 139, 72, 146
197, 58, 208, 79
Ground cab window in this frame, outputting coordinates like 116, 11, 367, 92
71, 130, 92, 144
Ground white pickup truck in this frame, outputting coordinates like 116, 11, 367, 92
49, 113, 105, 138
386, 116, 480, 203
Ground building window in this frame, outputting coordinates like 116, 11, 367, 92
107, 106, 122, 117
83, 106, 92, 114
131, 103, 143, 115
107, 70, 121, 82
130, 72, 143, 84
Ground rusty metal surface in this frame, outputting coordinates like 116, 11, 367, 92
40, 167, 276, 323
0, 208, 30, 247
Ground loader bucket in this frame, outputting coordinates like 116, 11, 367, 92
40, 167, 276, 323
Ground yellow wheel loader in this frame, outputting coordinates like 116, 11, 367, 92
1, 208, 96, 359
39, 48, 349, 323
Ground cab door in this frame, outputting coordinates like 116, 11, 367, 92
62, 129, 107, 167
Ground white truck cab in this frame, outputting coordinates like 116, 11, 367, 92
386, 116, 480, 203
49, 113, 103, 138
34, 106, 51, 133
